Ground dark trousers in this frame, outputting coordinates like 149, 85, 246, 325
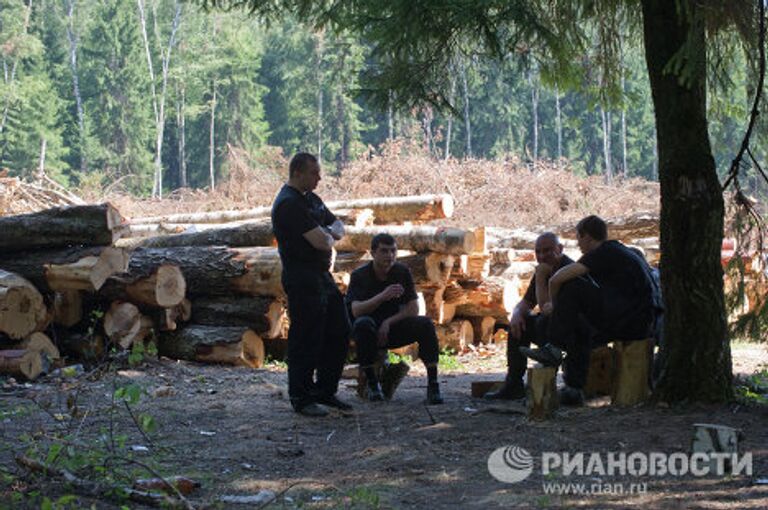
352, 315, 439, 367
284, 272, 351, 410
507, 277, 603, 390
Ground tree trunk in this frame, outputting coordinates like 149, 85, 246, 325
0, 246, 129, 294
529, 69, 539, 166
177, 84, 187, 188
335, 225, 475, 255
444, 73, 456, 161
0, 349, 49, 380
461, 61, 471, 158
125, 220, 275, 249
394, 253, 454, 287
641, 0, 731, 402
209, 84, 216, 191
190, 296, 283, 339
116, 246, 283, 298
601, 107, 613, 183
0, 204, 125, 252
0, 270, 49, 340
158, 325, 264, 368
555, 86, 563, 160
100, 264, 186, 308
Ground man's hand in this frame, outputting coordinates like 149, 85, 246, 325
540, 301, 553, 316
325, 219, 345, 240
379, 284, 404, 302
377, 318, 392, 346
509, 312, 526, 340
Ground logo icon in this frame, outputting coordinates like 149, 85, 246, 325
488, 445, 534, 483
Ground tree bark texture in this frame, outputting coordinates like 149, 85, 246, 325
118, 247, 283, 298
335, 226, 475, 255
0, 246, 129, 295
0, 204, 125, 252
641, 0, 731, 401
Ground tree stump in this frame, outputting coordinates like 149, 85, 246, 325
583, 345, 614, 397
611, 338, 652, 406
526, 364, 558, 420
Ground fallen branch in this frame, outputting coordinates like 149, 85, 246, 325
15, 455, 189, 509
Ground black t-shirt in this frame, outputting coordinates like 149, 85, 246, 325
345, 262, 418, 326
579, 240, 653, 338
271, 184, 337, 276
522, 254, 575, 307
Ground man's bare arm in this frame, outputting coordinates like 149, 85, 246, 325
303, 226, 334, 251
549, 262, 589, 300
534, 263, 554, 309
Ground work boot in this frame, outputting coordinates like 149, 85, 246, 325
295, 402, 329, 417
381, 361, 410, 400
484, 380, 525, 401
316, 394, 353, 411
367, 381, 385, 402
519, 343, 564, 368
559, 385, 585, 406
426, 382, 444, 405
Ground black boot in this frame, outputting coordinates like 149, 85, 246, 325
426, 382, 444, 405
484, 380, 525, 401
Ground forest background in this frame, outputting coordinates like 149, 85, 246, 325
1, 0, 767, 203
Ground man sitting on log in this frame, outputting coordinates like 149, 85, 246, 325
521, 215, 655, 406
485, 232, 575, 401
271, 152, 352, 417
346, 233, 444, 405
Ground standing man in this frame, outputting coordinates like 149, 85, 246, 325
484, 232, 575, 400
346, 233, 444, 405
271, 152, 351, 417
522, 215, 654, 405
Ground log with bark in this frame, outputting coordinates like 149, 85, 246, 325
469, 316, 497, 344
190, 296, 284, 339
611, 339, 652, 406
103, 302, 153, 349
20, 332, 60, 361
326, 194, 454, 223
447, 277, 517, 321
527, 364, 558, 420
435, 320, 473, 352
0, 270, 49, 339
397, 252, 455, 286
52, 291, 83, 327
0, 246, 129, 295
130, 194, 453, 226
0, 349, 50, 380
335, 225, 475, 255
118, 219, 276, 249
0, 203, 126, 252
100, 264, 186, 308
158, 325, 265, 368
115, 247, 283, 298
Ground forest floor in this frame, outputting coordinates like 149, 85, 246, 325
1, 342, 766, 510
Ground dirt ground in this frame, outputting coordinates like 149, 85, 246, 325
1, 342, 766, 510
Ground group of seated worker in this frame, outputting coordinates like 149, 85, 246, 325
347, 214, 659, 409
485, 215, 659, 406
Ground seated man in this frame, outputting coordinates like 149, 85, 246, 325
485, 232, 575, 400
522, 215, 655, 405
346, 233, 444, 405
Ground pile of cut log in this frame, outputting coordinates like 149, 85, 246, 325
1, 195, 673, 380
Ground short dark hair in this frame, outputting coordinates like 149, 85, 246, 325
576, 215, 607, 241
289, 152, 318, 177
371, 233, 396, 252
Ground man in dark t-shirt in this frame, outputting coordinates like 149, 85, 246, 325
485, 232, 574, 400
522, 215, 654, 405
271, 152, 351, 417
346, 233, 444, 405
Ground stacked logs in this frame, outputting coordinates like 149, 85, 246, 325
0, 194, 541, 377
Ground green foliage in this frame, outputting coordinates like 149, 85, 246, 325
735, 367, 768, 405
438, 348, 464, 371
386, 351, 412, 365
